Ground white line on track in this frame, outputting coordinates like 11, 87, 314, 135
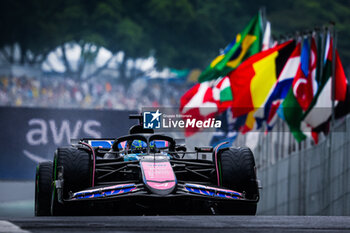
0, 221, 30, 233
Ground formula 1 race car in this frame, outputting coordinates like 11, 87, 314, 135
35, 114, 260, 216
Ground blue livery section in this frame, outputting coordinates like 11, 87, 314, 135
123, 153, 144, 161
184, 183, 244, 200
89, 140, 114, 149
151, 140, 169, 148
72, 183, 137, 200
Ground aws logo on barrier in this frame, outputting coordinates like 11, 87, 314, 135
24, 119, 101, 163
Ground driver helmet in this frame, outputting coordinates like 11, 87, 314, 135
130, 140, 147, 150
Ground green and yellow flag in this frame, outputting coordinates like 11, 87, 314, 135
198, 13, 262, 83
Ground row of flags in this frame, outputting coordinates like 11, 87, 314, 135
179, 12, 348, 146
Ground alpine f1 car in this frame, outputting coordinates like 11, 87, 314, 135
35, 114, 260, 216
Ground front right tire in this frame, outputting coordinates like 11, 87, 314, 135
218, 147, 259, 215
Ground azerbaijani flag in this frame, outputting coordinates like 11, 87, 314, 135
282, 38, 317, 142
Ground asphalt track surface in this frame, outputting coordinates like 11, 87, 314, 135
1, 216, 350, 233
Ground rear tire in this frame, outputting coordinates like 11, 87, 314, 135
218, 147, 259, 215
51, 146, 92, 216
35, 161, 53, 216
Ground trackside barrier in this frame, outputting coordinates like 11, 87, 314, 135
244, 115, 350, 215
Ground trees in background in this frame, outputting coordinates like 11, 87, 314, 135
0, 0, 349, 81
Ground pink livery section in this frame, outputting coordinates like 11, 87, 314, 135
140, 160, 177, 195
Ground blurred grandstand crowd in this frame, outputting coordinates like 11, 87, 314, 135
0, 75, 187, 110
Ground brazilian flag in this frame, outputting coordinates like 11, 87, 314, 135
198, 13, 262, 83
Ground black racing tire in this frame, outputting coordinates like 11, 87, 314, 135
35, 161, 53, 216
218, 147, 259, 215
51, 146, 92, 216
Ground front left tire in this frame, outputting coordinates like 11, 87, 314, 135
51, 146, 92, 216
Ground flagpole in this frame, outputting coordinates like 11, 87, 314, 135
318, 27, 325, 85
326, 23, 337, 215
331, 23, 337, 129
259, 7, 266, 32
